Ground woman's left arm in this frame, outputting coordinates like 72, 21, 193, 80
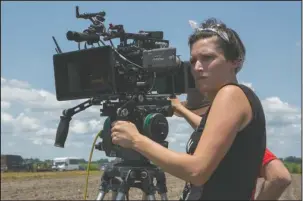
131, 85, 252, 185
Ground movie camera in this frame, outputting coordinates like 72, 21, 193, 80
53, 6, 195, 162
52, 6, 195, 200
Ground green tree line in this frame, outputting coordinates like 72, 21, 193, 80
20, 156, 302, 173
279, 157, 301, 174
22, 157, 110, 171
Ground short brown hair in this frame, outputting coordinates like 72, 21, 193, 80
188, 18, 246, 73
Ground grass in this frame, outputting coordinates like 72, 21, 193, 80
80, 163, 101, 171
1, 170, 102, 181
284, 162, 302, 174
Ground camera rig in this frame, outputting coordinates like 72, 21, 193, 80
52, 6, 195, 200
53, 5, 194, 161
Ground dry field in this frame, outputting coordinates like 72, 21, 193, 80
1, 171, 301, 200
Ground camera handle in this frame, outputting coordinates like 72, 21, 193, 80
54, 99, 94, 148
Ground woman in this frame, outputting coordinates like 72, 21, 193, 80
179, 88, 291, 200
111, 18, 267, 200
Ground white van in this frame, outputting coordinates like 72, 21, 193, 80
52, 157, 81, 171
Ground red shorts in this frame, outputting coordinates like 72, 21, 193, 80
251, 148, 278, 200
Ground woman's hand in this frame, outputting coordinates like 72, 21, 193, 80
168, 97, 184, 116
111, 121, 141, 149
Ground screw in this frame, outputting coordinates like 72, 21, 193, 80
138, 95, 144, 102
141, 171, 147, 179
121, 108, 129, 116
130, 171, 136, 179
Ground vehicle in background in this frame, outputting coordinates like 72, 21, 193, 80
52, 157, 81, 171
1, 154, 24, 172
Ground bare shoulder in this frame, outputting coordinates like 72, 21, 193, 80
210, 84, 253, 130
215, 84, 249, 101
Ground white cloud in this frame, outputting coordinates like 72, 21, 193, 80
32, 138, 54, 146
262, 97, 298, 113
167, 136, 177, 143
179, 142, 186, 147
6, 79, 31, 88
15, 113, 41, 130
1, 101, 11, 109
1, 86, 72, 110
70, 120, 90, 134
240, 81, 255, 91
0, 77, 301, 160
1, 77, 6, 84
1, 112, 14, 123
7, 142, 16, 147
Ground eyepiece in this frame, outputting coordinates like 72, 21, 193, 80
66, 31, 100, 43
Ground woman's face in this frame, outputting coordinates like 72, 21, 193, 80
190, 36, 237, 93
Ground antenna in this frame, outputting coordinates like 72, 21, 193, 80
52, 36, 63, 53
76, 6, 80, 18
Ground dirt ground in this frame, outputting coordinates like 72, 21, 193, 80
1, 172, 301, 200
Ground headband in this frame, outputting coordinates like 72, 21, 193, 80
189, 20, 230, 43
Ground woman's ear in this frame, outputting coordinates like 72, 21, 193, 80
230, 59, 243, 71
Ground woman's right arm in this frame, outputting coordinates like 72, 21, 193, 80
175, 104, 203, 129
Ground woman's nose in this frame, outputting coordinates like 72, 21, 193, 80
194, 60, 203, 72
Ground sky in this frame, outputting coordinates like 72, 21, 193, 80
1, 1, 302, 161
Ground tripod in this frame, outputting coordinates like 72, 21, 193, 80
96, 161, 168, 201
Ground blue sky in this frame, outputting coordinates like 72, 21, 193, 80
1, 1, 301, 160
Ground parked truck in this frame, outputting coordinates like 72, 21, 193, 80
1, 154, 24, 172
52, 157, 81, 171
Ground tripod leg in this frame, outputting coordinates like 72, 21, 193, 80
96, 166, 115, 201
142, 193, 157, 200
115, 180, 127, 201
160, 193, 168, 200
115, 192, 126, 201
111, 177, 121, 200
96, 191, 106, 200
115, 169, 134, 201
146, 194, 156, 200
141, 193, 147, 200
112, 191, 118, 200
156, 170, 168, 200
140, 170, 157, 201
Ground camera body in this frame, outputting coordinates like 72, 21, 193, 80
53, 6, 195, 163
53, 36, 194, 102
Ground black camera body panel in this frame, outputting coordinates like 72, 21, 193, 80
53, 45, 195, 101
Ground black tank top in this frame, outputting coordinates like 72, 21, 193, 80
180, 83, 266, 200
